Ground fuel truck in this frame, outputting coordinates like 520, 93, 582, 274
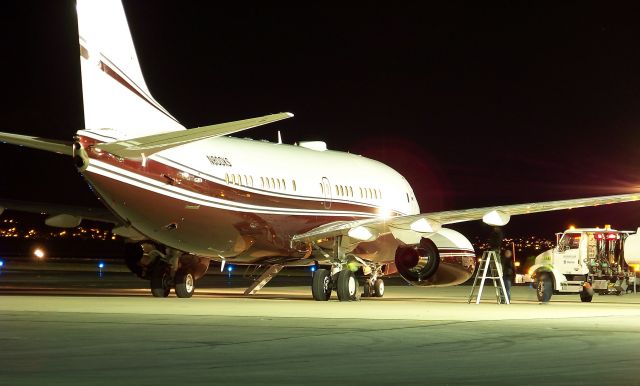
527, 226, 640, 302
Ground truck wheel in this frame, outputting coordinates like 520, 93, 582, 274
536, 274, 553, 303
580, 291, 593, 302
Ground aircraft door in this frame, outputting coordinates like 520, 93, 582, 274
321, 177, 332, 209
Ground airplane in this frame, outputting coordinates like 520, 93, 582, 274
1, 0, 639, 301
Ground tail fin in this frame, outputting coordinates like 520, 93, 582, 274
76, 0, 184, 138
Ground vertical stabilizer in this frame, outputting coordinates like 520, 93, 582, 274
76, 0, 185, 138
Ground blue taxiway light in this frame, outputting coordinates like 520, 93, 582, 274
0, 260, 4, 268
98, 262, 105, 269
227, 265, 233, 272
310, 266, 317, 272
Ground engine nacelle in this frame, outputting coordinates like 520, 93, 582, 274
394, 228, 476, 287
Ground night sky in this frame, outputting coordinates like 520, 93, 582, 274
2, 1, 640, 238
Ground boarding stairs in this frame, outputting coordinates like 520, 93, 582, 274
467, 250, 510, 304
243, 264, 284, 295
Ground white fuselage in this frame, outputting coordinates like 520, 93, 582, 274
78, 128, 421, 262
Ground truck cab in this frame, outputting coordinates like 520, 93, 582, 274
528, 227, 639, 302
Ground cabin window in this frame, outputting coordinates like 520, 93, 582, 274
359, 187, 363, 198
339, 186, 344, 196
282, 179, 286, 190
406, 193, 410, 203
271, 178, 276, 189
249, 176, 254, 187
379, 189, 382, 199
292, 180, 297, 191
225, 173, 229, 184
277, 179, 281, 190
266, 178, 271, 189
349, 186, 353, 197
374, 189, 378, 199
368, 188, 373, 199
260, 177, 265, 188
335, 185, 339, 195
320, 183, 324, 194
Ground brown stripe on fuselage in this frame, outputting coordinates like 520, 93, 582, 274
78, 135, 394, 217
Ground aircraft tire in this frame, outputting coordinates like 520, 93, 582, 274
312, 269, 332, 301
336, 270, 359, 302
175, 269, 195, 298
374, 278, 385, 297
150, 264, 171, 298
362, 282, 371, 297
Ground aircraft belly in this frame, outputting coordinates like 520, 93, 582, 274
82, 169, 350, 262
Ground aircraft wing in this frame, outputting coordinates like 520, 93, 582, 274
0, 132, 73, 155
95, 112, 294, 159
0, 198, 119, 224
291, 192, 640, 243
0, 198, 146, 239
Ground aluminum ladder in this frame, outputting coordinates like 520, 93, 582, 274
467, 250, 510, 304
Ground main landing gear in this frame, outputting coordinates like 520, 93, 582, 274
310, 236, 385, 302
149, 263, 196, 298
145, 246, 206, 298
363, 278, 385, 298
311, 266, 385, 302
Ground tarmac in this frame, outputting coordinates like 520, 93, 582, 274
1, 262, 640, 385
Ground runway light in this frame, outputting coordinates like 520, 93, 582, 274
33, 248, 45, 259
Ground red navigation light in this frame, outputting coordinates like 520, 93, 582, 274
606, 233, 618, 240
595, 234, 604, 240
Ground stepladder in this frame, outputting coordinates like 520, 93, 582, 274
467, 250, 510, 304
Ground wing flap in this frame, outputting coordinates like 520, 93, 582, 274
0, 132, 73, 155
95, 112, 293, 159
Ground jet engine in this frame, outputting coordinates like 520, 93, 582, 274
394, 228, 476, 287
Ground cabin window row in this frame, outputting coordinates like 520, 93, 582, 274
320, 183, 382, 200
225, 173, 297, 192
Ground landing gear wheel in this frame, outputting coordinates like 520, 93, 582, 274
175, 269, 195, 298
336, 270, 359, 302
150, 264, 171, 298
374, 278, 385, 297
536, 274, 552, 303
362, 282, 372, 297
312, 269, 332, 301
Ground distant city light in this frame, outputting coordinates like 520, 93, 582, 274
33, 248, 45, 259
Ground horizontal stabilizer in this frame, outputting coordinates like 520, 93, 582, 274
0, 132, 73, 155
95, 112, 294, 159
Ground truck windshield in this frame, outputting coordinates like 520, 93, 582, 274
559, 233, 581, 250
